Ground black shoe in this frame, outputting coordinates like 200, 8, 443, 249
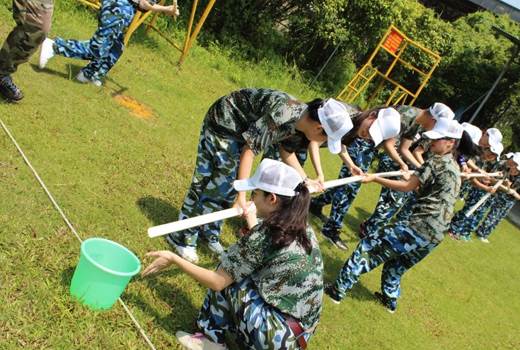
323, 230, 348, 250
0, 75, 24, 102
374, 292, 397, 313
325, 285, 342, 304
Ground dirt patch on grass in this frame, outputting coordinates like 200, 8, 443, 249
113, 94, 154, 120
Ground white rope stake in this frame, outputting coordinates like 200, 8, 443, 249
0, 118, 157, 350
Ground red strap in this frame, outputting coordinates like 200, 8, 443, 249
285, 317, 307, 350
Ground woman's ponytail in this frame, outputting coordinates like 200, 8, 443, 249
265, 182, 312, 254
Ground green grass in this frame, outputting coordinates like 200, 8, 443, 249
1, 1, 520, 349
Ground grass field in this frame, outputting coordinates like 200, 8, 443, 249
1, 1, 520, 349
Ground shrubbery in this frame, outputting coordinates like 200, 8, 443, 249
200, 0, 519, 149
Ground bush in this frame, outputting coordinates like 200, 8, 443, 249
199, 0, 520, 147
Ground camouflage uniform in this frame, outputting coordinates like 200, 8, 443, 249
448, 159, 501, 239
0, 0, 54, 77
198, 224, 323, 348
53, 0, 139, 81
262, 131, 309, 165
476, 175, 519, 239
311, 137, 376, 237
331, 154, 460, 308
170, 89, 307, 247
459, 180, 472, 199
362, 105, 423, 236
263, 102, 359, 166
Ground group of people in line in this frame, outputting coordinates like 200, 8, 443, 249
142, 89, 519, 350
2, 2, 519, 350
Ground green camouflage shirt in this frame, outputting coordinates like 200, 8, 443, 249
220, 223, 324, 329
395, 105, 424, 142
204, 88, 307, 155
409, 153, 461, 242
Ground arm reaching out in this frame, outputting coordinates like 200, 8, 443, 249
362, 173, 420, 192
399, 138, 422, 169
142, 250, 234, 291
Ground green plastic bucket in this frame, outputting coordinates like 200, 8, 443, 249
70, 238, 141, 310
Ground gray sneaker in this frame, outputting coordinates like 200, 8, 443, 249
165, 234, 199, 263
76, 71, 102, 87
207, 241, 225, 255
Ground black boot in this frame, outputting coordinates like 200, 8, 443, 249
0, 75, 24, 102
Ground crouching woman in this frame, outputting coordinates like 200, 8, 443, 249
143, 159, 324, 349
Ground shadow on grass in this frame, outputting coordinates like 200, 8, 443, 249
60, 266, 75, 291
30, 63, 82, 81
137, 196, 180, 226
30, 63, 129, 95
126, 274, 200, 334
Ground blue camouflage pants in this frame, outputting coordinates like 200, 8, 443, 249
198, 278, 311, 349
476, 193, 516, 239
362, 152, 409, 235
53, 0, 135, 81
169, 123, 242, 247
459, 181, 472, 200
311, 138, 376, 236
449, 187, 492, 239
394, 192, 417, 224
332, 223, 438, 304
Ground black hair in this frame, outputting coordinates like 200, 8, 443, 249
341, 107, 382, 147
305, 98, 324, 123
455, 130, 479, 158
263, 182, 312, 254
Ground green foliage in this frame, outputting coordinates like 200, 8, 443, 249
200, 0, 520, 148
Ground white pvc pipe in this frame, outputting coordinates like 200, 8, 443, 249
148, 170, 410, 238
148, 170, 501, 238
465, 179, 504, 218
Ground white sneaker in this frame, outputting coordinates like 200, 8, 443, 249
207, 241, 224, 255
76, 71, 102, 87
478, 237, 490, 243
39, 38, 55, 69
176, 331, 226, 350
176, 245, 199, 263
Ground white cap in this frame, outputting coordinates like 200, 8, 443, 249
423, 119, 464, 140
486, 128, 503, 157
490, 142, 504, 157
233, 158, 303, 197
505, 152, 520, 171
317, 99, 354, 154
368, 107, 401, 147
429, 102, 455, 121
461, 122, 482, 145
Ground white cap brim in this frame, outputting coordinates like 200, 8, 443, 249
368, 122, 384, 147
490, 143, 503, 157
327, 138, 342, 154
422, 130, 444, 140
233, 178, 257, 192
233, 178, 296, 196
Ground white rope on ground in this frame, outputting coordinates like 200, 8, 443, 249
0, 118, 157, 350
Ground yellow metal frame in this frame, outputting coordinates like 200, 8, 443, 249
337, 25, 441, 107
76, 0, 216, 66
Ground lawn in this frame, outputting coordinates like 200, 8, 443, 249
1, 1, 520, 349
